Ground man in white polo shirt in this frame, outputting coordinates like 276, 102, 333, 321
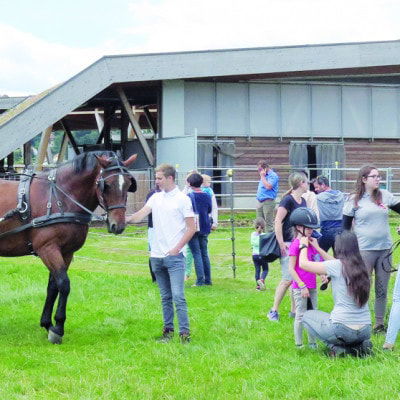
126, 164, 196, 343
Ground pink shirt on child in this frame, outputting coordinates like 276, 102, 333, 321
288, 238, 323, 289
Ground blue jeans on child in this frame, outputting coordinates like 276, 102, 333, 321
385, 271, 400, 345
252, 255, 268, 282
150, 253, 190, 334
188, 233, 212, 286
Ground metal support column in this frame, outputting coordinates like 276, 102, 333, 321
227, 168, 236, 278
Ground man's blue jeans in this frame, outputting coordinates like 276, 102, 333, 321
150, 253, 190, 334
318, 226, 342, 252
188, 233, 212, 285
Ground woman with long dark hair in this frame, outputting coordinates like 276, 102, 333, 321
298, 231, 372, 356
343, 165, 400, 333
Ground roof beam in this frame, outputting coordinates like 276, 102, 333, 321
143, 106, 157, 133
35, 126, 53, 172
116, 85, 154, 166
57, 133, 69, 164
60, 119, 81, 155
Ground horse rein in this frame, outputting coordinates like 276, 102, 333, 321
382, 238, 400, 273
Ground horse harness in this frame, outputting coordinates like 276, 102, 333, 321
96, 163, 136, 211
0, 162, 134, 243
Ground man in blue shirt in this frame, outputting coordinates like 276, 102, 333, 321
313, 175, 344, 252
256, 160, 279, 232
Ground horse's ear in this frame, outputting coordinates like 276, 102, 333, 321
95, 155, 111, 168
123, 154, 137, 167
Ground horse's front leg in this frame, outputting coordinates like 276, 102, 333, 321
40, 273, 58, 331
48, 268, 70, 344
38, 249, 73, 344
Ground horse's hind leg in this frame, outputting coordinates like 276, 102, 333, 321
40, 273, 58, 331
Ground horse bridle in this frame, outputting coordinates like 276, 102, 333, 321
96, 163, 136, 212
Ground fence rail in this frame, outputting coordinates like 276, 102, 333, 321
2, 164, 400, 212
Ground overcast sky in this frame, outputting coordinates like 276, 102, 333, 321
1, 0, 400, 96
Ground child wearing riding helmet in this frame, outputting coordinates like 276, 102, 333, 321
288, 207, 323, 348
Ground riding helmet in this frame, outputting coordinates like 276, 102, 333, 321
289, 207, 320, 229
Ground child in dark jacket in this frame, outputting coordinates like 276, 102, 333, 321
187, 173, 213, 286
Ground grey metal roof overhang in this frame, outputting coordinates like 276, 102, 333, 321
2, 39, 400, 159
0, 96, 27, 111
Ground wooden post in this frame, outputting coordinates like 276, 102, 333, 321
60, 119, 80, 155
116, 85, 154, 166
94, 108, 104, 132
127, 106, 139, 140
96, 106, 115, 147
120, 107, 129, 160
36, 126, 53, 171
57, 133, 69, 163
103, 106, 113, 150
7, 152, 15, 172
143, 106, 157, 133
23, 141, 32, 167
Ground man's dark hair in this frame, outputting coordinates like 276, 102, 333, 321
187, 173, 203, 188
315, 175, 329, 186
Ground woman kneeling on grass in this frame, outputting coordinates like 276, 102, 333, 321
299, 231, 373, 357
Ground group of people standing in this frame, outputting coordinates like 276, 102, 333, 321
125, 160, 400, 356
255, 160, 400, 355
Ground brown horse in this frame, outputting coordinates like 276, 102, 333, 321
0, 151, 137, 344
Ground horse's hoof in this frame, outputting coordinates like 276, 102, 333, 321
48, 330, 63, 344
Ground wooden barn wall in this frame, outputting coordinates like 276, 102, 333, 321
344, 139, 400, 194
344, 139, 400, 167
233, 137, 291, 196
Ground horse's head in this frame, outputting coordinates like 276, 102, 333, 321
95, 153, 137, 234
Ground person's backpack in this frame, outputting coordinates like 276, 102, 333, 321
259, 232, 281, 262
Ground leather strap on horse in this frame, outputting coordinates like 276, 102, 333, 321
17, 172, 36, 220
0, 213, 92, 241
47, 168, 65, 217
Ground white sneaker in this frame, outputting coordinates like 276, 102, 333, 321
257, 279, 266, 291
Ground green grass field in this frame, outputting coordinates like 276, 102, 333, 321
1, 213, 400, 399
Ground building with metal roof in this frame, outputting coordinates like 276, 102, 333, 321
2, 39, 400, 202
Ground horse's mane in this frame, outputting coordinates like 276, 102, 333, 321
69, 151, 120, 174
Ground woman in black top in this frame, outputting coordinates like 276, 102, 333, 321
267, 172, 309, 322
